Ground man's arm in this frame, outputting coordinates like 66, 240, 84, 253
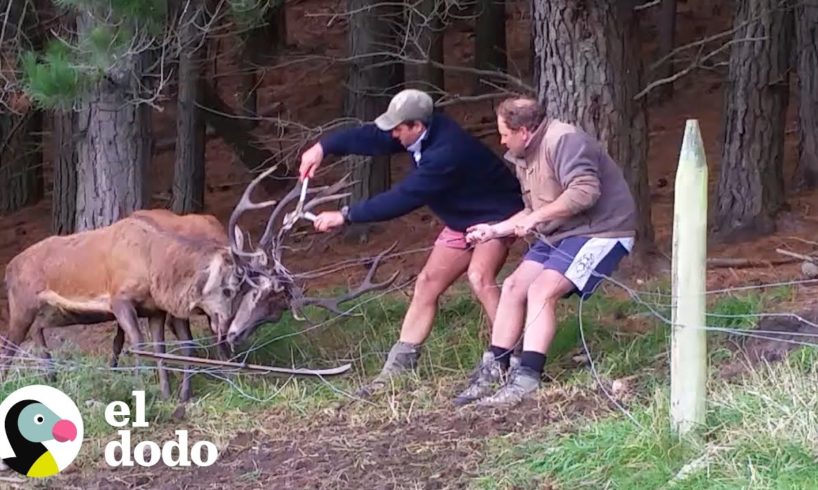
527, 133, 601, 225
320, 123, 405, 156
347, 151, 457, 223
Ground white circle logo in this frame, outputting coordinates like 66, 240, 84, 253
0, 385, 84, 478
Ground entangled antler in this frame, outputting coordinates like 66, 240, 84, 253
227, 164, 284, 263
289, 242, 400, 317
258, 173, 355, 255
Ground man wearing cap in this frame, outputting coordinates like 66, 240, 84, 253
300, 89, 524, 396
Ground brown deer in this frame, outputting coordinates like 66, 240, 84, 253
107, 208, 230, 401
0, 165, 281, 397
1, 166, 398, 400
222, 175, 401, 348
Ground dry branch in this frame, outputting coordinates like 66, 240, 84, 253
129, 349, 352, 377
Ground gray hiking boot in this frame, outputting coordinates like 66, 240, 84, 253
355, 341, 421, 398
453, 351, 507, 406
476, 366, 541, 408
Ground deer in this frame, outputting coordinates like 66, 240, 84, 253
221, 174, 401, 349
0, 165, 283, 400
106, 208, 231, 401
1, 165, 399, 401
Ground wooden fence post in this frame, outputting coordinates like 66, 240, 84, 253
671, 119, 708, 436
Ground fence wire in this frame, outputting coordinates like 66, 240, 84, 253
2, 231, 817, 424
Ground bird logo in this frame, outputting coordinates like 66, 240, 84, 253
0, 385, 83, 478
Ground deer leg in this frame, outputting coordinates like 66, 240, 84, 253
110, 324, 125, 368
31, 322, 56, 382
150, 314, 171, 400
110, 298, 145, 349
110, 297, 146, 379
0, 309, 36, 378
171, 316, 194, 402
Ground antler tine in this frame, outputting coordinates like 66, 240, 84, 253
290, 242, 400, 316
257, 184, 304, 249
227, 164, 283, 257
261, 173, 357, 250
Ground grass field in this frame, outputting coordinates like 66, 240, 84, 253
1, 279, 815, 489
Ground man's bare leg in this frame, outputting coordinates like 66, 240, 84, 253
466, 238, 511, 340
453, 260, 544, 405
398, 244, 473, 344
477, 269, 575, 407
358, 243, 471, 397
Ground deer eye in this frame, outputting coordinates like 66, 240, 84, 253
222, 288, 233, 298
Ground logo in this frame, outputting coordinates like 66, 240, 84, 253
0, 385, 83, 478
104, 390, 218, 468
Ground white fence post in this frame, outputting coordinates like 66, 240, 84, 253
670, 119, 708, 436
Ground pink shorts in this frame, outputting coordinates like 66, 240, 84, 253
434, 226, 515, 250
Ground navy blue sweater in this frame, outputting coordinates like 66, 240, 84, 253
319, 112, 524, 232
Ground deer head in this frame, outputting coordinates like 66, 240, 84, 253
224, 175, 399, 349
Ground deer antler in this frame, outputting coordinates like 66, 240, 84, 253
289, 242, 399, 318
259, 174, 355, 256
227, 164, 284, 262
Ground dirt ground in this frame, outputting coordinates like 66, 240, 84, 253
2, 0, 818, 487
57, 385, 607, 489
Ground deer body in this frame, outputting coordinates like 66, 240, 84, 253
2, 215, 242, 389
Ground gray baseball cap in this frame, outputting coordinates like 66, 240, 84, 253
374, 89, 434, 130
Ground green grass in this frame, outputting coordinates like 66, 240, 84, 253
474, 362, 818, 490
2, 278, 814, 488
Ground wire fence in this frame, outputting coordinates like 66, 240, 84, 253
1, 229, 817, 420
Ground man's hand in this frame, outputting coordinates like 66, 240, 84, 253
513, 214, 540, 237
465, 223, 498, 244
313, 211, 345, 232
299, 143, 324, 180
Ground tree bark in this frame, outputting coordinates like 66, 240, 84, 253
171, 4, 207, 214
52, 110, 78, 234
713, 0, 793, 239
0, 0, 45, 215
74, 12, 151, 231
473, 0, 507, 94
654, 0, 677, 101
0, 109, 43, 215
533, 0, 655, 252
343, 0, 403, 242
792, 2, 818, 190
238, 2, 288, 129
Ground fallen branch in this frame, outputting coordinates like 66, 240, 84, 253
775, 248, 816, 262
128, 349, 352, 377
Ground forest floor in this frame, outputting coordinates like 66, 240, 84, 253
2, 0, 818, 488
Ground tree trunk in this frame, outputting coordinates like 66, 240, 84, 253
238, 2, 288, 129
533, 0, 655, 252
473, 0, 507, 94
412, 0, 444, 91
171, 4, 207, 214
792, 2, 818, 190
74, 12, 150, 231
0, 0, 45, 215
0, 109, 44, 215
52, 110, 78, 234
49, 10, 77, 234
201, 82, 287, 193
713, 0, 793, 239
344, 0, 403, 242
654, 0, 677, 101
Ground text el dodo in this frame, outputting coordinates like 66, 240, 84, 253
104, 391, 218, 468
